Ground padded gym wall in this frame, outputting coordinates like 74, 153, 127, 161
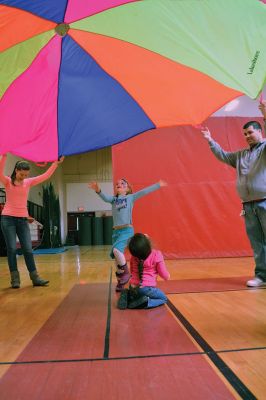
112, 117, 264, 258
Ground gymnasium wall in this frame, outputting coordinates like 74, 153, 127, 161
112, 117, 265, 259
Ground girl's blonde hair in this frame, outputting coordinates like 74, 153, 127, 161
121, 178, 133, 194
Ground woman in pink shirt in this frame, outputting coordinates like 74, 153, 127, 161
0, 154, 64, 288
118, 233, 170, 309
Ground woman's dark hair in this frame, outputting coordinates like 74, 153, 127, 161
11, 160, 30, 185
128, 233, 152, 260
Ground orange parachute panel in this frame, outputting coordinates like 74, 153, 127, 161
69, 29, 242, 126
0, 5, 56, 52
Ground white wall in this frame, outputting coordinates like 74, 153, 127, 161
213, 86, 266, 117
66, 182, 113, 212
62, 148, 113, 239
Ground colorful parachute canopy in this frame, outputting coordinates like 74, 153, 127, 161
0, 0, 265, 162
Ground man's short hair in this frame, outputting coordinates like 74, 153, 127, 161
243, 121, 262, 130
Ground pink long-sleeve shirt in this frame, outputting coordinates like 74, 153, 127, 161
130, 249, 170, 287
0, 155, 58, 217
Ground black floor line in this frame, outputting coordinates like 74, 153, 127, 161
103, 267, 112, 359
1, 345, 265, 367
167, 299, 257, 400
217, 345, 266, 354
165, 287, 266, 295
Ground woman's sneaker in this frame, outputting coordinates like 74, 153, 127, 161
246, 276, 266, 287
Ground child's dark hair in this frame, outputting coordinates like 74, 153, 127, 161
128, 233, 152, 260
11, 160, 30, 185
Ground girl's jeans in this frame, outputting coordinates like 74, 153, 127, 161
138, 286, 167, 308
1, 216, 36, 273
243, 200, 266, 281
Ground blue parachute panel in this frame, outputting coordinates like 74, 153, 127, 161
0, 0, 68, 23
57, 36, 155, 156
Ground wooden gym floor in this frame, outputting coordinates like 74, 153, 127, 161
0, 246, 265, 399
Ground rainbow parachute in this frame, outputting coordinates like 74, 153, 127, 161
0, 0, 265, 161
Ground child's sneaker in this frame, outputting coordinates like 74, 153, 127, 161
117, 289, 129, 309
246, 276, 266, 287
115, 282, 124, 292
115, 264, 131, 285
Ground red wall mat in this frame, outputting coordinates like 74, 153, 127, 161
16, 284, 109, 362
158, 276, 251, 294
0, 356, 236, 400
110, 294, 198, 358
112, 117, 264, 258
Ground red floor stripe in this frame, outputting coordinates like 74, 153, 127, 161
0, 282, 239, 399
158, 276, 251, 293
16, 283, 109, 362
110, 294, 198, 357
0, 356, 236, 400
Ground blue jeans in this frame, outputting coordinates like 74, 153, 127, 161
138, 286, 167, 309
1, 216, 36, 273
243, 200, 266, 281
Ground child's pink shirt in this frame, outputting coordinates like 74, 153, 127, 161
0, 155, 57, 217
130, 249, 170, 287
